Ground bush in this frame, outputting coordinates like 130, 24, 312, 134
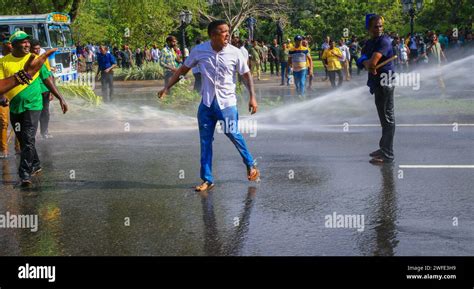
114, 62, 164, 81
159, 78, 200, 110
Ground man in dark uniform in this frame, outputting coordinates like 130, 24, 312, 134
358, 15, 396, 164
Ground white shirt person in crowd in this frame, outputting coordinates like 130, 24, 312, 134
158, 20, 260, 192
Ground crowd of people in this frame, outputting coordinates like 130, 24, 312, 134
70, 25, 472, 102
75, 41, 185, 71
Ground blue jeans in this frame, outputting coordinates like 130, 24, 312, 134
280, 62, 289, 85
198, 97, 255, 184
293, 68, 308, 96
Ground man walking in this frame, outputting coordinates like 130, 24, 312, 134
260, 40, 268, 73
339, 39, 351, 81
269, 39, 280, 76
358, 15, 396, 164
151, 44, 160, 63
322, 40, 343, 88
288, 35, 312, 96
348, 35, 361, 76
0, 36, 13, 158
158, 20, 260, 192
160, 36, 179, 87
96, 45, 117, 102
248, 40, 261, 80
31, 39, 56, 138
321, 36, 331, 81
278, 42, 289, 86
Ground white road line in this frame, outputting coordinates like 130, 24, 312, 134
399, 165, 474, 169
313, 124, 474, 127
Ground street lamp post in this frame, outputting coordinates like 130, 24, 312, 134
402, 0, 424, 36
179, 10, 193, 60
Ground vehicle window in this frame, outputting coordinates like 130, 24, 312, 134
37, 24, 49, 47
0, 25, 9, 36
62, 25, 74, 47
14, 26, 33, 36
48, 24, 64, 47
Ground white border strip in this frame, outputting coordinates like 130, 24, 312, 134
312, 124, 474, 127
399, 165, 474, 169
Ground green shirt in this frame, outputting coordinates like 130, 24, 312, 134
249, 47, 260, 62
278, 48, 289, 62
0, 53, 51, 114
39, 78, 50, 94
9, 65, 51, 114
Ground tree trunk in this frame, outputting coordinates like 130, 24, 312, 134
69, 0, 82, 22
52, 0, 71, 11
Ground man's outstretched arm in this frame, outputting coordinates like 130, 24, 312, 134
43, 76, 68, 114
157, 65, 191, 99
241, 71, 258, 114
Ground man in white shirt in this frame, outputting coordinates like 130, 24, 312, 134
158, 20, 260, 192
339, 39, 351, 81
191, 39, 202, 92
151, 44, 160, 63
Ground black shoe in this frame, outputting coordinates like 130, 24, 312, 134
369, 149, 383, 157
31, 167, 43, 176
21, 179, 32, 187
369, 156, 393, 165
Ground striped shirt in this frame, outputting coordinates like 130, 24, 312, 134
289, 46, 309, 71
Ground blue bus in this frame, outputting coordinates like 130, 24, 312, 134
0, 12, 78, 82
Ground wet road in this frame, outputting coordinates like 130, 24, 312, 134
0, 123, 472, 256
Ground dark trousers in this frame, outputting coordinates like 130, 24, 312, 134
280, 62, 289, 85
374, 85, 395, 160
270, 59, 279, 75
121, 61, 130, 69
164, 71, 174, 88
349, 54, 361, 76
328, 70, 343, 88
101, 71, 114, 102
40, 92, 50, 135
193, 72, 202, 92
10, 110, 41, 180
86, 62, 93, 72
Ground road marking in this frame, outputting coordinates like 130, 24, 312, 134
313, 124, 474, 127
399, 165, 474, 169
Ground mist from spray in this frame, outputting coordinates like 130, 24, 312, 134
253, 53, 474, 130
54, 53, 473, 135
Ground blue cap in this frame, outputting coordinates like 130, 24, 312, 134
294, 35, 303, 41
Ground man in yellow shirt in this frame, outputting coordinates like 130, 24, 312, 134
0, 31, 68, 186
0, 36, 12, 158
322, 40, 343, 88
